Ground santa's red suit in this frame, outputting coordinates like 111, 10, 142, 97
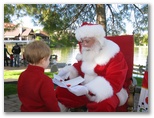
56, 22, 129, 112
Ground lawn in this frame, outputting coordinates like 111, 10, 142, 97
4, 70, 56, 80
4, 83, 17, 96
4, 70, 57, 96
4, 70, 144, 96
134, 77, 143, 87
4, 70, 22, 80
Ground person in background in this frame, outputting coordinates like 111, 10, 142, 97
18, 41, 60, 112
4, 44, 10, 66
12, 43, 21, 67
10, 54, 14, 67
23, 52, 27, 66
56, 22, 128, 112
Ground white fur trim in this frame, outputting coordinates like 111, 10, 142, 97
76, 53, 82, 61
81, 61, 96, 75
95, 40, 120, 65
75, 24, 105, 41
83, 74, 97, 84
75, 24, 106, 46
77, 40, 120, 71
116, 88, 128, 106
85, 76, 113, 103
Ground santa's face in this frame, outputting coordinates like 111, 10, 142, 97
80, 37, 96, 48
81, 38, 102, 62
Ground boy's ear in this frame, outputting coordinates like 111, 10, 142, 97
39, 58, 45, 64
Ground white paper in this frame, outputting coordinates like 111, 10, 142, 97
53, 78, 67, 88
54, 74, 64, 82
64, 76, 85, 87
53, 74, 85, 88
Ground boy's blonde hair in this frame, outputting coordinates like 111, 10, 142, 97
24, 41, 51, 64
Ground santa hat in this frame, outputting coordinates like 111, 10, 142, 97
75, 22, 106, 46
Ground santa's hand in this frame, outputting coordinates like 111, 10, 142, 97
86, 92, 97, 102
68, 85, 88, 96
58, 66, 78, 80
58, 67, 69, 77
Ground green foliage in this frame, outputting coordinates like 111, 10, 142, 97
4, 4, 15, 23
106, 4, 148, 35
4, 4, 148, 42
35, 36, 41, 41
134, 34, 148, 46
142, 34, 148, 46
4, 4, 28, 23
50, 31, 77, 48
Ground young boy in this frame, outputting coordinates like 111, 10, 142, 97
17, 41, 60, 112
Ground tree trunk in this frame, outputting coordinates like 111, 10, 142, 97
96, 4, 107, 36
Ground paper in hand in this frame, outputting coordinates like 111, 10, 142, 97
53, 74, 85, 88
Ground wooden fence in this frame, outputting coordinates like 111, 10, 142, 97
133, 64, 146, 78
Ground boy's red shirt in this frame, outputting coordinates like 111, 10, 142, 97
18, 64, 60, 112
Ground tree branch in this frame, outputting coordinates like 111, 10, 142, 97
62, 4, 87, 30
133, 4, 144, 15
106, 4, 115, 25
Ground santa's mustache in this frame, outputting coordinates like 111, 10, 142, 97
81, 40, 102, 53
82, 47, 91, 51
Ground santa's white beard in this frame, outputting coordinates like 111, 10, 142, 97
82, 41, 102, 62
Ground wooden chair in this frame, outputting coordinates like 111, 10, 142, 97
106, 35, 134, 112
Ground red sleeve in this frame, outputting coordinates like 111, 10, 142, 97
95, 52, 128, 93
106, 52, 128, 93
40, 76, 60, 112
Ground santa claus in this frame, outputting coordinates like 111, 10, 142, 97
56, 22, 129, 112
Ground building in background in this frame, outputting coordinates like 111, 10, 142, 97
4, 23, 49, 44
4, 23, 50, 64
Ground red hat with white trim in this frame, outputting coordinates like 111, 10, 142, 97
75, 22, 106, 46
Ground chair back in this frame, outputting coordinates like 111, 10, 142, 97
105, 35, 134, 89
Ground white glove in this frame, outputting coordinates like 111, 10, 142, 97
68, 85, 88, 96
86, 94, 97, 102
58, 65, 79, 80
58, 67, 69, 77
58, 67, 70, 81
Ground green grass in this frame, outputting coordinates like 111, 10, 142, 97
4, 83, 17, 96
4, 70, 57, 80
4, 70, 57, 96
134, 77, 143, 87
4, 70, 143, 96
4, 70, 22, 80
45, 72, 57, 78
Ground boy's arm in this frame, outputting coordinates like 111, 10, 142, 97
40, 77, 60, 112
